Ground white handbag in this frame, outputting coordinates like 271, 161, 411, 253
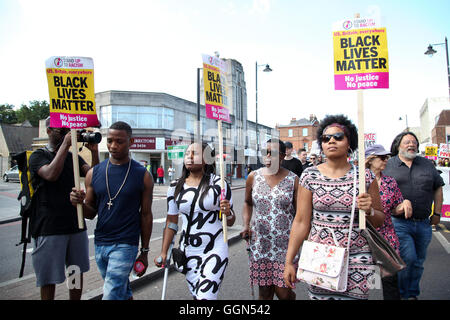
296, 165, 357, 292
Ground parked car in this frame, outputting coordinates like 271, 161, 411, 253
3, 165, 19, 182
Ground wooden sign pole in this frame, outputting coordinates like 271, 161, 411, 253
71, 129, 84, 229
217, 120, 228, 242
357, 90, 366, 229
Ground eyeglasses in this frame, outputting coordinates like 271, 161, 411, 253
262, 149, 284, 157
320, 132, 346, 143
377, 155, 390, 161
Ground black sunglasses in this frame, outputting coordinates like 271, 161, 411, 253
320, 132, 346, 143
377, 155, 390, 161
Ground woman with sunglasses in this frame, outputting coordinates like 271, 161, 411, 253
365, 144, 412, 300
241, 139, 299, 300
284, 114, 385, 300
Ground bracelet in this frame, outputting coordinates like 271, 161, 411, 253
433, 213, 441, 217
140, 247, 150, 253
365, 208, 375, 216
227, 212, 235, 220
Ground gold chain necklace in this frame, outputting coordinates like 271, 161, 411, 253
106, 158, 132, 210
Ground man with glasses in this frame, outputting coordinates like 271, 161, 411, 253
383, 131, 444, 300
28, 117, 99, 300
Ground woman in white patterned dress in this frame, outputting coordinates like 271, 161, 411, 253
284, 114, 385, 300
241, 139, 299, 300
155, 142, 234, 300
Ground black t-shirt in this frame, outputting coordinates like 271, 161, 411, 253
281, 157, 304, 177
28, 148, 87, 238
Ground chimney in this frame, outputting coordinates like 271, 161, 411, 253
310, 114, 316, 122
291, 118, 296, 123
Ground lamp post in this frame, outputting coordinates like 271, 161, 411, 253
424, 37, 450, 98
255, 61, 272, 167
399, 114, 409, 131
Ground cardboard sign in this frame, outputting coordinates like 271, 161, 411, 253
202, 54, 230, 123
333, 17, 389, 90
46, 56, 99, 128
438, 144, 450, 158
364, 132, 376, 148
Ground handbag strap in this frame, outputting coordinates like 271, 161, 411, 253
346, 164, 358, 252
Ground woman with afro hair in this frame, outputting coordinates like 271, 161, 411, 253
284, 114, 385, 300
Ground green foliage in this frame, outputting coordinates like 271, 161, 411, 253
0, 104, 18, 124
1, 100, 49, 127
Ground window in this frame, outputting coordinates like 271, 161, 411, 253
288, 129, 293, 137
100, 105, 174, 129
304, 142, 309, 152
302, 128, 308, 136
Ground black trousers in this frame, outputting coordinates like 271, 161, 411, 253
382, 274, 401, 300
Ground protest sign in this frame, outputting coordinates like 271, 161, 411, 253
333, 17, 389, 90
45, 56, 99, 229
425, 145, 438, 160
364, 132, 376, 148
202, 54, 231, 242
46, 56, 99, 129
202, 54, 230, 123
333, 14, 389, 229
438, 144, 450, 158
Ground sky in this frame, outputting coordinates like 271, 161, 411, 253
1, 0, 449, 149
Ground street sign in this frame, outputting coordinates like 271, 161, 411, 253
168, 145, 188, 160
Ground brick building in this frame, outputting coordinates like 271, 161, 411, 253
276, 115, 319, 154
431, 109, 450, 145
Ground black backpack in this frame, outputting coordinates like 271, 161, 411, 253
13, 148, 49, 277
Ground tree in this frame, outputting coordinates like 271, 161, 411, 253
16, 100, 49, 127
0, 104, 18, 124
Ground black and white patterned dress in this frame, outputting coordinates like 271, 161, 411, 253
167, 174, 232, 300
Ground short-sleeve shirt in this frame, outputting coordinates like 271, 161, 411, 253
281, 157, 303, 177
383, 155, 445, 220
28, 148, 87, 238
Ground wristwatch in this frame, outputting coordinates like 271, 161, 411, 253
433, 212, 441, 217
140, 247, 150, 253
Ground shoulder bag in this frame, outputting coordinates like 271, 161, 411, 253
296, 165, 357, 292
362, 179, 406, 278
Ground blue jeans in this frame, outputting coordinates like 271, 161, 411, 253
95, 243, 138, 300
392, 217, 432, 299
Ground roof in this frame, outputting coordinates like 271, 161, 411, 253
277, 117, 318, 128
435, 109, 450, 126
1, 123, 39, 155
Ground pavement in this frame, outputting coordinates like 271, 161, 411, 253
0, 178, 247, 300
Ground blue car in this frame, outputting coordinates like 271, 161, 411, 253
3, 165, 19, 182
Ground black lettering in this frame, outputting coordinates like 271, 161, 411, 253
371, 35, 380, 46
51, 98, 61, 109
340, 38, 348, 48
78, 89, 86, 99
336, 60, 347, 71
86, 101, 94, 111
370, 47, 378, 57
53, 76, 61, 87
79, 77, 87, 88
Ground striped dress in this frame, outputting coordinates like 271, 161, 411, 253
300, 166, 376, 300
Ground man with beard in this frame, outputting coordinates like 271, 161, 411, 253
28, 117, 99, 300
383, 131, 444, 300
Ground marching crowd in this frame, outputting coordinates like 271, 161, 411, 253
27, 114, 444, 300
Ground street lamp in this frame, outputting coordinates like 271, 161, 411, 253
424, 37, 450, 98
399, 114, 409, 131
255, 61, 272, 166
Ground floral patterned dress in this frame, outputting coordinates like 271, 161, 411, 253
248, 169, 297, 288
300, 166, 376, 300
377, 174, 403, 254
